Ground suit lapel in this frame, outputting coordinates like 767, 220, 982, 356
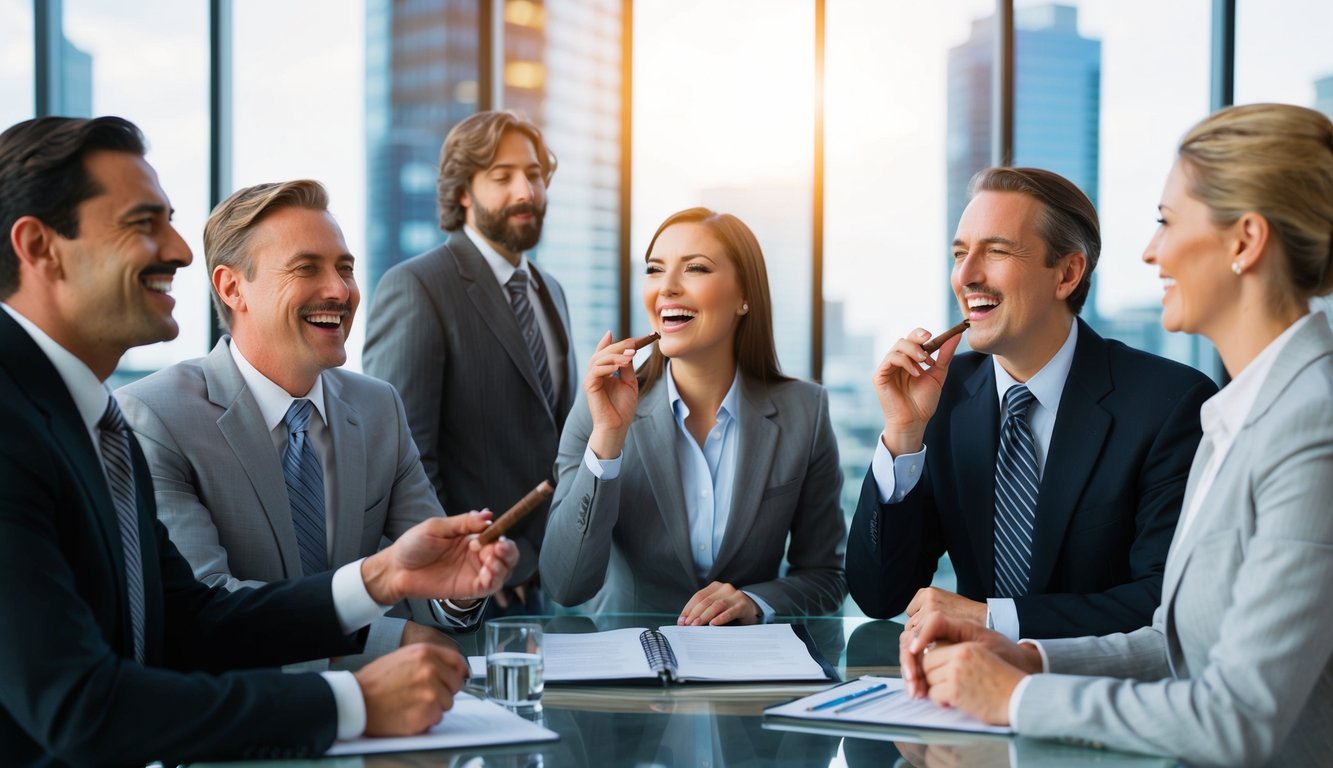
951, 363, 1000, 593
709, 376, 778, 580
204, 340, 303, 577
1028, 324, 1113, 593
322, 372, 367, 566
635, 381, 698, 580
450, 232, 553, 420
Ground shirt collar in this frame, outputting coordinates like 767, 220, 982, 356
228, 337, 328, 433
665, 360, 742, 425
2, 302, 110, 433
463, 224, 531, 288
1199, 312, 1316, 443
993, 318, 1078, 414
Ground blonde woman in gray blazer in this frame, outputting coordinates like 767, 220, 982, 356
541, 208, 847, 623
900, 103, 1333, 767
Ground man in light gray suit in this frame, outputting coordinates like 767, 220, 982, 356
120, 180, 489, 668
364, 111, 577, 614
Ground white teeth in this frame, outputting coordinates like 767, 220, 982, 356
142, 277, 173, 293
306, 313, 343, 326
967, 297, 998, 309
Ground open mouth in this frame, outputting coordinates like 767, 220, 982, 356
966, 295, 1000, 320
303, 312, 345, 330
659, 307, 698, 331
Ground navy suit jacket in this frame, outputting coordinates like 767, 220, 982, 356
0, 310, 364, 767
846, 319, 1217, 637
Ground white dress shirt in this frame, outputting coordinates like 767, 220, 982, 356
871, 320, 1079, 639
3, 304, 387, 740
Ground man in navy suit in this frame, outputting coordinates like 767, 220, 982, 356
846, 167, 1216, 640
0, 116, 516, 766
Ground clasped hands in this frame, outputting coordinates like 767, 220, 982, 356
354, 510, 519, 736
898, 587, 1043, 726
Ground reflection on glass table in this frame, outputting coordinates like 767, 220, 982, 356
194, 614, 1179, 767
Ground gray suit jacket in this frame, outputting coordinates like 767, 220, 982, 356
118, 338, 447, 665
363, 231, 577, 585
1015, 317, 1333, 766
540, 373, 847, 616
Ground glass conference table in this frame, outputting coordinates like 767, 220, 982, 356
199, 613, 1179, 767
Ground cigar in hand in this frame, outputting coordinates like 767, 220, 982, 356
923, 320, 970, 354
477, 480, 555, 545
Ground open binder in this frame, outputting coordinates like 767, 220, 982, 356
471, 623, 839, 685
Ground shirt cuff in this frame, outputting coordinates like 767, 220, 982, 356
320, 670, 366, 740
986, 598, 1021, 642
332, 558, 394, 635
430, 597, 488, 629
871, 438, 926, 504
582, 445, 622, 480
1007, 672, 1034, 731
743, 590, 776, 624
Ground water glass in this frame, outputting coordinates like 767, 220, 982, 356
485, 620, 544, 711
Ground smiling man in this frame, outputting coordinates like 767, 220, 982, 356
118, 180, 489, 664
364, 111, 577, 616
846, 167, 1218, 640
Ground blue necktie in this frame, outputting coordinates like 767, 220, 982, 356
283, 399, 328, 575
506, 269, 557, 414
994, 385, 1039, 598
99, 396, 146, 664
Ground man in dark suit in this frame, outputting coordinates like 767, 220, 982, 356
0, 116, 516, 766
364, 110, 577, 614
846, 167, 1216, 640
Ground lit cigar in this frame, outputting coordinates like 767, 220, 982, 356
477, 480, 555, 545
923, 320, 970, 354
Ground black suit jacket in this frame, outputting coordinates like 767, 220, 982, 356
363, 231, 578, 585
846, 320, 1217, 637
0, 310, 364, 766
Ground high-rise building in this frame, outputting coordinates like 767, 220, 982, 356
946, 4, 1102, 329
365, 0, 620, 358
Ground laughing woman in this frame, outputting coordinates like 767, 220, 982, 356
540, 208, 847, 624
900, 103, 1333, 767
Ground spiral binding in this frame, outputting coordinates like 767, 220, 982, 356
639, 629, 679, 682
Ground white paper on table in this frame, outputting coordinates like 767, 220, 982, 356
763, 676, 1012, 735
324, 693, 558, 756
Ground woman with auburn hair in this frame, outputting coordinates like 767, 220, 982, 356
540, 207, 847, 624
899, 103, 1333, 767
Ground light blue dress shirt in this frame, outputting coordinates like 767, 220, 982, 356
870, 320, 1078, 639
583, 362, 776, 621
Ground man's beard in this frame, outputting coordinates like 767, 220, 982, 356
473, 198, 546, 254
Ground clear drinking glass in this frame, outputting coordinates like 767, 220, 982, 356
485, 620, 544, 711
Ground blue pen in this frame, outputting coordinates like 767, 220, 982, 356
806, 682, 888, 711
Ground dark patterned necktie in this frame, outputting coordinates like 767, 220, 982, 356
283, 399, 328, 575
506, 269, 557, 414
994, 385, 1039, 598
99, 396, 146, 663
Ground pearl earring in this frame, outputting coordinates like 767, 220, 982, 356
1231, 261, 1243, 275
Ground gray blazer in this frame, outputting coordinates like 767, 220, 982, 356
117, 338, 447, 664
1015, 317, 1333, 766
363, 231, 578, 584
540, 373, 847, 616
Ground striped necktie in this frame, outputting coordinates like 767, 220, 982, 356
99, 396, 146, 663
506, 269, 557, 414
994, 385, 1039, 598
283, 399, 328, 575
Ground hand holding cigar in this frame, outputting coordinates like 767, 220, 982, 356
477, 480, 555, 545
923, 320, 969, 354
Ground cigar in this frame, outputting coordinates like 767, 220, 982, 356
477, 480, 555, 545
630, 330, 661, 348
923, 320, 970, 354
